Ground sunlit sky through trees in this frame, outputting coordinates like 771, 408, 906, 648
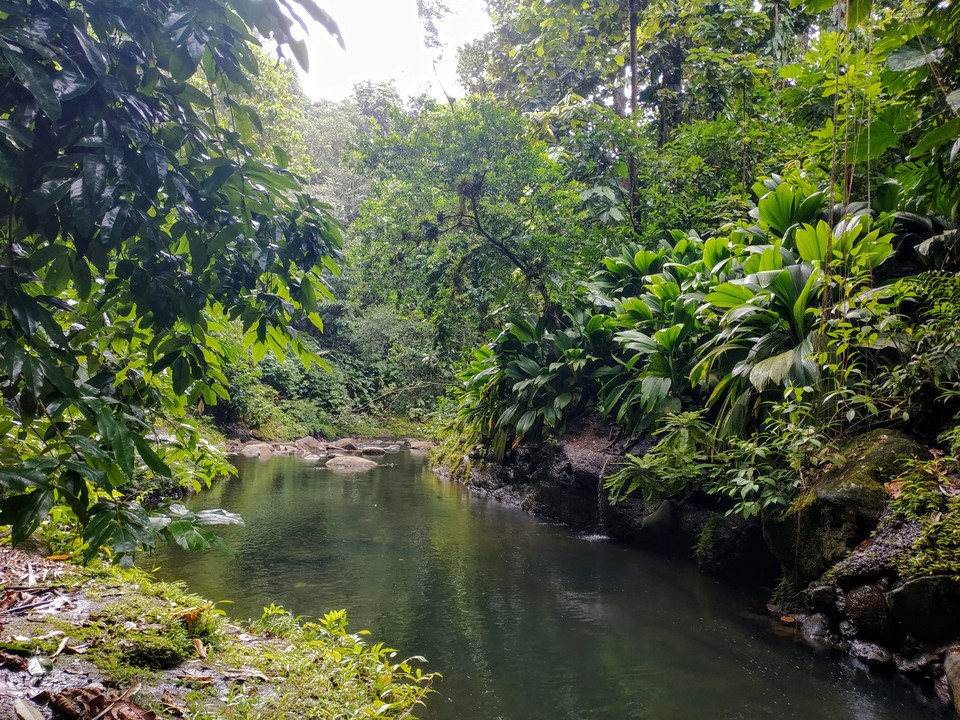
292, 0, 491, 101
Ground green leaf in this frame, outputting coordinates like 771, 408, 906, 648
911, 120, 960, 157
886, 46, 944, 72
0, 490, 55, 544
2, 49, 61, 121
96, 408, 135, 481
947, 90, 960, 113
795, 221, 830, 264
132, 433, 173, 478
705, 283, 755, 309
850, 119, 898, 162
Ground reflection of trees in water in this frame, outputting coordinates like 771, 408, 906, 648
151, 455, 944, 720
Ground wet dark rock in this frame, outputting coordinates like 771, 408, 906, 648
692, 512, 780, 583
839, 619, 858, 638
850, 640, 893, 665
829, 515, 925, 590
844, 579, 895, 641
808, 585, 836, 613
943, 647, 960, 714
935, 674, 953, 705
801, 613, 831, 640
895, 650, 943, 676
640, 499, 677, 536
887, 575, 960, 641
764, 430, 928, 585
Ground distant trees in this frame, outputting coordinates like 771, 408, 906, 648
0, 0, 343, 561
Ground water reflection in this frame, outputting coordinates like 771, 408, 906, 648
151, 453, 946, 720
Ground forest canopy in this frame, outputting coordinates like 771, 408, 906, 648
0, 0, 958, 557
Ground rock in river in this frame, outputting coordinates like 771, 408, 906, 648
326, 456, 379, 472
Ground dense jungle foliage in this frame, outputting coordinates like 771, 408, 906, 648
0, 0, 958, 561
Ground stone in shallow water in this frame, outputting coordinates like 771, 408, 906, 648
326, 456, 378, 472
850, 640, 893, 665
296, 437, 327, 454
801, 613, 831, 640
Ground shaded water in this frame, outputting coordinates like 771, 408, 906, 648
152, 452, 946, 720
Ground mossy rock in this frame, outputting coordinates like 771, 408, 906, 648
764, 429, 928, 586
119, 627, 192, 669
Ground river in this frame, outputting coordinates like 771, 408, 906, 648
151, 451, 947, 720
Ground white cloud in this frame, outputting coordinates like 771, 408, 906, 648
291, 0, 491, 102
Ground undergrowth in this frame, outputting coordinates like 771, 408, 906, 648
8, 561, 436, 719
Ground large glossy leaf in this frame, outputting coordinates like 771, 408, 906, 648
705, 282, 755, 309
795, 221, 830, 264
2, 49, 61, 120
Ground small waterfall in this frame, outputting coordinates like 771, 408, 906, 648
596, 455, 611, 537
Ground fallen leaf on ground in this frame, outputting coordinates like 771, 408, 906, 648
779, 616, 796, 623
884, 478, 905, 498
14, 699, 45, 720
53, 635, 71, 658
174, 671, 214, 683
192, 638, 207, 659
160, 689, 186, 717
0, 649, 29, 670
224, 667, 272, 682
46, 685, 157, 720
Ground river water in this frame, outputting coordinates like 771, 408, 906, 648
151, 451, 946, 720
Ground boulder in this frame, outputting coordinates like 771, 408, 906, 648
944, 647, 960, 714
844, 579, 895, 640
295, 437, 327, 454
326, 456, 379, 472
887, 575, 960, 641
849, 640, 893, 666
692, 511, 780, 583
361, 446, 386, 456
405, 439, 434, 452
801, 613, 831, 641
764, 430, 928, 584
808, 585, 836, 613
332, 438, 359, 451
894, 650, 942, 675
640, 499, 678, 536
238, 442, 273, 459
383, 444, 402, 454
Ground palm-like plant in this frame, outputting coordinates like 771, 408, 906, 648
448, 309, 614, 458
691, 177, 895, 434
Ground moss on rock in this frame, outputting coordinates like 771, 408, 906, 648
764, 429, 928, 586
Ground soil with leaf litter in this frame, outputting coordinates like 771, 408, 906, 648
0, 547, 435, 719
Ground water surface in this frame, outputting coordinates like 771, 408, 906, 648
152, 452, 945, 720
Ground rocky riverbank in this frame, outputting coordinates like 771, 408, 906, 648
0, 546, 435, 719
227, 436, 434, 471
439, 418, 960, 714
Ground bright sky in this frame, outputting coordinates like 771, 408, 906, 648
293, 0, 492, 102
